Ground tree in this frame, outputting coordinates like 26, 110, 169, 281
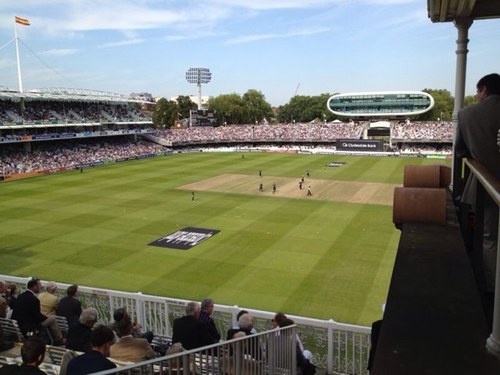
242, 89, 273, 124
464, 95, 477, 107
416, 89, 454, 121
276, 93, 333, 123
176, 95, 197, 119
208, 94, 248, 125
151, 98, 178, 128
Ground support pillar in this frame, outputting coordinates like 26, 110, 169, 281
451, 18, 472, 192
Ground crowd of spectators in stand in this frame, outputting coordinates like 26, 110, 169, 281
0, 99, 150, 124
154, 122, 365, 143
398, 144, 452, 155
391, 121, 453, 141
153, 120, 453, 144
0, 139, 167, 175
0, 120, 456, 176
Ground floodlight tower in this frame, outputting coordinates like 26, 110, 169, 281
185, 68, 212, 110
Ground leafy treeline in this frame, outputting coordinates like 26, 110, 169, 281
151, 89, 476, 128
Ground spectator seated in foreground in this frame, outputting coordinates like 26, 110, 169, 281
109, 307, 154, 343
66, 325, 116, 375
0, 337, 47, 375
56, 284, 82, 328
0, 280, 7, 319
11, 277, 65, 345
109, 318, 156, 363
226, 313, 256, 340
278, 318, 315, 375
65, 307, 98, 353
198, 298, 221, 343
38, 282, 58, 316
172, 301, 215, 350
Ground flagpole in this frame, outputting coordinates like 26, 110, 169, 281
14, 19, 24, 93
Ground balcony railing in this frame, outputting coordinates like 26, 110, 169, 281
0, 274, 371, 375
459, 158, 500, 358
95, 325, 297, 375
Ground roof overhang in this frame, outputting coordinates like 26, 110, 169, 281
0, 87, 152, 104
428, 0, 500, 23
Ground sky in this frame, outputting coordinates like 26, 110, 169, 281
0, 0, 499, 106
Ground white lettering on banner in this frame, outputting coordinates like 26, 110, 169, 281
150, 227, 220, 250
162, 231, 211, 246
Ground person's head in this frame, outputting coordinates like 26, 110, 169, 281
26, 277, 41, 294
238, 313, 254, 331
201, 298, 214, 315
7, 283, 17, 297
45, 282, 57, 294
113, 307, 130, 323
237, 310, 249, 321
79, 307, 98, 328
186, 302, 200, 318
21, 337, 46, 367
67, 284, 78, 297
0, 280, 6, 294
278, 317, 295, 328
476, 73, 500, 101
272, 312, 287, 328
90, 325, 115, 357
116, 318, 134, 338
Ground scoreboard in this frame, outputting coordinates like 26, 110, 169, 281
190, 109, 217, 127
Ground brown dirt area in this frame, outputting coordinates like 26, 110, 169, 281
179, 174, 400, 206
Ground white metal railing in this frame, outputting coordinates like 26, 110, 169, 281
464, 159, 500, 359
96, 325, 297, 375
0, 275, 371, 374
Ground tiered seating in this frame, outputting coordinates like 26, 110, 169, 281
0, 318, 24, 343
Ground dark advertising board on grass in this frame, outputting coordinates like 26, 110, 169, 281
149, 227, 220, 250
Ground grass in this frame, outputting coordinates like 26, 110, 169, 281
0, 152, 449, 326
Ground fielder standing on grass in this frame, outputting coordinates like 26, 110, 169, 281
192, 191, 195, 201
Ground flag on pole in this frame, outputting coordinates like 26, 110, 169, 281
15, 16, 30, 26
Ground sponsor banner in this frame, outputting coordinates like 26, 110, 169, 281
149, 227, 220, 250
336, 139, 383, 152
80, 161, 104, 167
3, 171, 46, 181
264, 149, 298, 154
426, 155, 448, 159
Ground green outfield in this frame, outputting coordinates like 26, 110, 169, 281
0, 153, 449, 326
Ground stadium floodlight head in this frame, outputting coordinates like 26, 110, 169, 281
186, 68, 212, 110
185, 68, 212, 84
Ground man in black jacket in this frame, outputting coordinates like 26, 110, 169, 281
11, 278, 64, 345
198, 298, 221, 343
172, 302, 214, 350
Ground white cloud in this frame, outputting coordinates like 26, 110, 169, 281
226, 26, 330, 44
39, 48, 79, 56
98, 38, 144, 48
